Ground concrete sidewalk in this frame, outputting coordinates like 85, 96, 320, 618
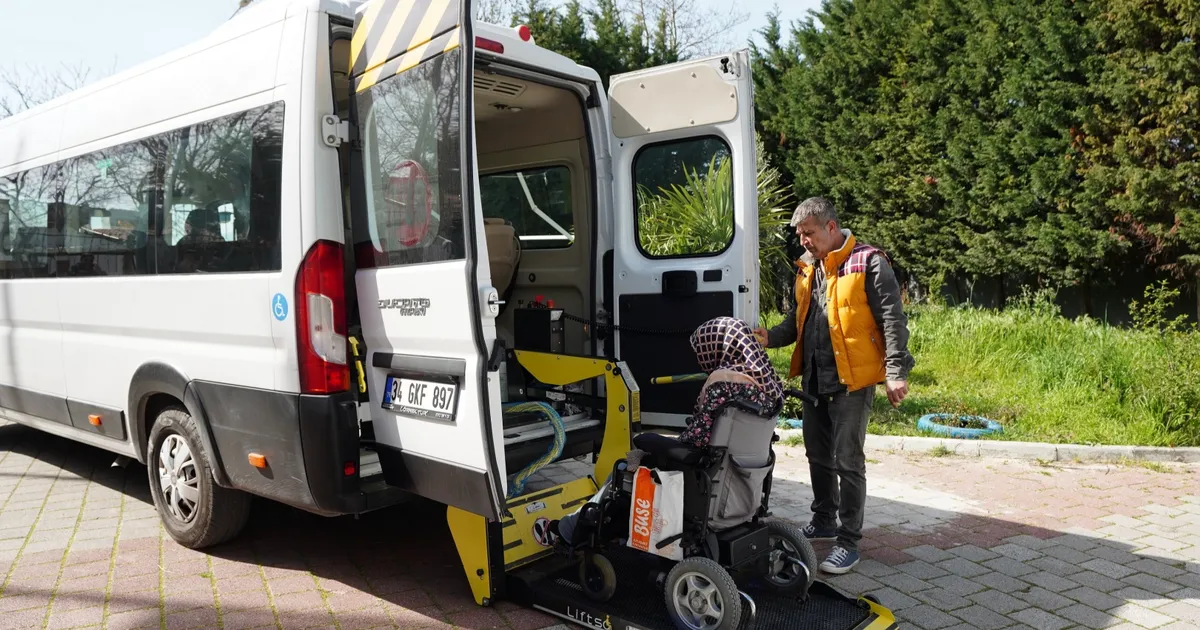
2, 418, 1199, 629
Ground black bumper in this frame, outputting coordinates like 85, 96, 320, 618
194, 381, 406, 516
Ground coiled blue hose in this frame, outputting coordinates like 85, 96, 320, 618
503, 401, 566, 499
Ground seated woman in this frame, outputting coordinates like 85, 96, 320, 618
550, 316, 784, 546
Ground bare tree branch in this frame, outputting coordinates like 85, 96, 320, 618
475, 0, 521, 25
0, 61, 102, 120
621, 0, 749, 57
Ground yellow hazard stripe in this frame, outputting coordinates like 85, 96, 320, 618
358, 0, 452, 87
348, 0, 388, 75
354, 26, 461, 93
350, 0, 460, 89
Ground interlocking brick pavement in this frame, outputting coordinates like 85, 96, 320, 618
4, 416, 1200, 629
769, 446, 1200, 629
0, 420, 561, 630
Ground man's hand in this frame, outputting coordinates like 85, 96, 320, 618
885, 379, 908, 407
752, 327, 769, 347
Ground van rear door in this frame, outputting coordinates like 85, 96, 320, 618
607, 51, 760, 428
347, 0, 505, 519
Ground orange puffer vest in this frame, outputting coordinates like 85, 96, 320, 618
788, 233, 887, 392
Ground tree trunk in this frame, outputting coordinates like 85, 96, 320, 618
998, 275, 1007, 308
1083, 278, 1094, 318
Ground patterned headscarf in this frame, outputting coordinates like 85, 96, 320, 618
689, 316, 784, 403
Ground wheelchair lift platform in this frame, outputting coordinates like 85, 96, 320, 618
444, 350, 896, 630
449, 473, 896, 630
507, 539, 896, 630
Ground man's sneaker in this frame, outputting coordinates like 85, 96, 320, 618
801, 523, 837, 541
820, 546, 860, 574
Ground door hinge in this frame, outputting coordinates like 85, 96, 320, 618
488, 339, 508, 371
719, 55, 740, 77
322, 114, 350, 148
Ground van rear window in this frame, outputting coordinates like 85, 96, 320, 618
354, 49, 465, 268
633, 135, 733, 259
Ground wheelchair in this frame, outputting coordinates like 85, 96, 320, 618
552, 384, 818, 630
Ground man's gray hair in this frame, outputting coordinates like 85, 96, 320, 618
790, 196, 839, 227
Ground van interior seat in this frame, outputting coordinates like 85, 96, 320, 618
483, 218, 521, 299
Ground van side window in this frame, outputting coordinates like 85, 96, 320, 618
57, 141, 159, 277
354, 49, 465, 267
160, 102, 285, 275
479, 166, 574, 250
632, 136, 733, 258
0, 102, 284, 280
0, 165, 63, 278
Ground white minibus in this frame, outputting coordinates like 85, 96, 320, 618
0, 0, 761, 550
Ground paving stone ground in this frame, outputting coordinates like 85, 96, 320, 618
2, 418, 1199, 629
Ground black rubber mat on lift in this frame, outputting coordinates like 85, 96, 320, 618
528, 546, 872, 630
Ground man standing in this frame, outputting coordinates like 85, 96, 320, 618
754, 197, 914, 574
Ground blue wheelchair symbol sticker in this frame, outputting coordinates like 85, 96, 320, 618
272, 293, 289, 321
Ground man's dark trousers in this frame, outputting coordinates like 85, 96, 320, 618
802, 385, 874, 553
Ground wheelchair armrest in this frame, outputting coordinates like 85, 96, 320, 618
785, 387, 820, 406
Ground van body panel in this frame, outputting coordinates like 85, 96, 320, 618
348, 0, 505, 520
605, 51, 760, 428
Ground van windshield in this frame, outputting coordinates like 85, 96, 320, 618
354, 49, 465, 268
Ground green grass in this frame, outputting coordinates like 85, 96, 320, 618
761, 302, 1200, 447
928, 445, 954, 457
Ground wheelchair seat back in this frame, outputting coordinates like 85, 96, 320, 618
706, 404, 777, 531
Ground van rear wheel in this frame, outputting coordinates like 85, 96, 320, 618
147, 406, 251, 549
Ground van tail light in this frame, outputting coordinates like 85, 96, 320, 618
296, 240, 350, 394
475, 36, 504, 54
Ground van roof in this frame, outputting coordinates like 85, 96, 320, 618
0, 0, 598, 143
0, 0, 361, 131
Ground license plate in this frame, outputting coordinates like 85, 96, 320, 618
382, 375, 458, 422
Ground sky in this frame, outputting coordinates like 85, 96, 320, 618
0, 0, 823, 108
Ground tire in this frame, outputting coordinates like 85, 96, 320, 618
664, 557, 742, 630
762, 520, 818, 594
579, 552, 617, 602
147, 406, 251, 549
916, 413, 1002, 439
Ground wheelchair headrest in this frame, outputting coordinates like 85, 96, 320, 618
701, 369, 756, 390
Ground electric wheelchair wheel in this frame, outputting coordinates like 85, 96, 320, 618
665, 557, 742, 630
762, 520, 818, 594
579, 552, 617, 602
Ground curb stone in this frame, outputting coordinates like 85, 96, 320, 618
775, 430, 1200, 464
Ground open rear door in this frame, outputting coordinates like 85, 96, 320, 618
608, 51, 759, 428
348, 0, 506, 519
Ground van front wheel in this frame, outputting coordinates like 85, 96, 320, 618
147, 406, 251, 548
